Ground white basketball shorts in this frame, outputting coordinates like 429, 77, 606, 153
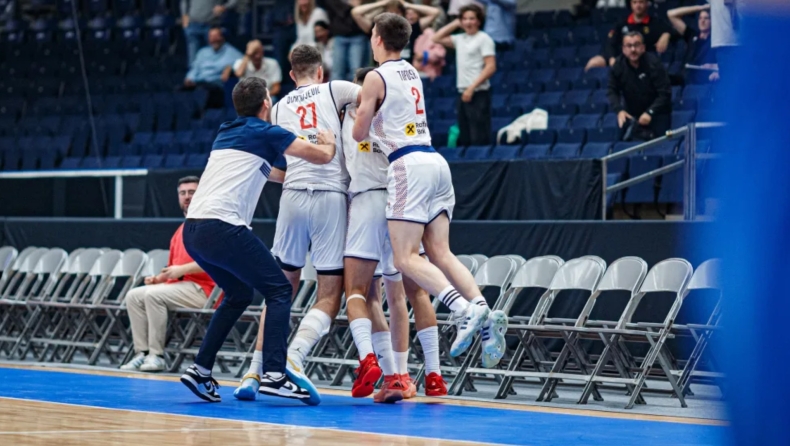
386, 150, 455, 224
344, 189, 401, 280
271, 189, 347, 272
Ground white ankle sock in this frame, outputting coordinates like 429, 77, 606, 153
471, 296, 488, 308
194, 363, 211, 376
287, 309, 332, 369
248, 350, 263, 376
372, 331, 395, 376
393, 350, 409, 375
438, 286, 469, 313
417, 326, 441, 375
349, 318, 374, 359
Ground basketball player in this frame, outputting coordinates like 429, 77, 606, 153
233, 45, 370, 400
342, 67, 446, 402
180, 77, 331, 405
352, 13, 509, 368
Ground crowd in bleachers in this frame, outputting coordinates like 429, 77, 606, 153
0, 0, 733, 175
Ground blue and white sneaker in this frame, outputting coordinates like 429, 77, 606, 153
233, 372, 260, 401
450, 304, 490, 357
180, 365, 221, 402
286, 359, 321, 406
481, 310, 508, 368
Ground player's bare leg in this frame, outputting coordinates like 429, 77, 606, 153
366, 278, 406, 403
422, 214, 508, 368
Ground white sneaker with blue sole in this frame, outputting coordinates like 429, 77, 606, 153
450, 304, 490, 357
234, 372, 260, 401
286, 359, 321, 406
481, 310, 508, 368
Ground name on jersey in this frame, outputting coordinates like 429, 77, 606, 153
396, 69, 418, 81
286, 86, 321, 104
358, 141, 383, 154
404, 121, 427, 136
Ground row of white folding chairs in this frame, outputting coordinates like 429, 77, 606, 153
446, 254, 721, 409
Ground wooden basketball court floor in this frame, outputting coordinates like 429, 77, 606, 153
0, 364, 727, 445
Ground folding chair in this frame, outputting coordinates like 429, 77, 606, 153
135, 249, 169, 286
577, 258, 693, 408
534, 257, 648, 402
457, 255, 479, 275
0, 246, 18, 289
0, 247, 48, 299
161, 285, 222, 372
469, 254, 489, 268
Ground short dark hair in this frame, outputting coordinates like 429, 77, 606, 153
232, 77, 269, 117
623, 31, 644, 43
314, 20, 329, 30
290, 44, 323, 79
178, 175, 200, 186
459, 4, 485, 28
354, 67, 375, 85
373, 12, 411, 52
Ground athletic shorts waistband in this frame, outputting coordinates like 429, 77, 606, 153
387, 145, 436, 163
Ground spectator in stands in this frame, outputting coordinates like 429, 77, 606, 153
121, 176, 216, 373
608, 32, 672, 141
413, 26, 446, 79
320, 0, 368, 81
293, 0, 329, 48
181, 0, 237, 67
351, 0, 442, 62
478, 0, 516, 51
314, 20, 334, 81
229, 40, 283, 97
709, 0, 740, 79
447, 0, 481, 19
667, 4, 718, 84
184, 27, 242, 107
434, 4, 496, 146
585, 0, 671, 72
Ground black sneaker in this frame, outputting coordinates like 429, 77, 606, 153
258, 372, 311, 402
180, 365, 221, 402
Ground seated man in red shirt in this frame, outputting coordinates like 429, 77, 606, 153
121, 176, 216, 372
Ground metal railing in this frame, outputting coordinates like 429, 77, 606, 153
0, 169, 148, 219
600, 122, 724, 221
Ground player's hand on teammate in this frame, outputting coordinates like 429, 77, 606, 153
317, 129, 336, 147
461, 87, 475, 103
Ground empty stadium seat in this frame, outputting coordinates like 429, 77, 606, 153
581, 142, 612, 158
489, 145, 521, 160
520, 144, 552, 159
549, 143, 582, 159
528, 129, 556, 145
625, 156, 662, 203
463, 145, 492, 160
557, 128, 586, 144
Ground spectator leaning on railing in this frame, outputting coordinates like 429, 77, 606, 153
607, 31, 672, 141
181, 0, 237, 67
184, 27, 242, 107
667, 4, 718, 84
121, 176, 216, 373
228, 40, 283, 98
434, 4, 496, 146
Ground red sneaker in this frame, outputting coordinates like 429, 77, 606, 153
351, 353, 382, 398
373, 375, 405, 404
424, 372, 448, 397
399, 374, 417, 399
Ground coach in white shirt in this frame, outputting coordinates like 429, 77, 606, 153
231, 40, 283, 97
434, 4, 496, 146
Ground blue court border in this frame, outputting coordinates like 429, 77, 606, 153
0, 367, 726, 445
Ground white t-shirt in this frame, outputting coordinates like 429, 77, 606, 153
451, 31, 496, 92
294, 7, 329, 47
233, 57, 283, 86
709, 0, 739, 48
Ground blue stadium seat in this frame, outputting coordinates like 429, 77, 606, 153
529, 69, 556, 84
547, 103, 578, 116
438, 147, 463, 161
142, 155, 163, 168
491, 94, 510, 117
601, 113, 619, 129
572, 113, 601, 129
534, 92, 563, 109
564, 89, 592, 106
192, 129, 217, 153
557, 67, 584, 83
553, 46, 578, 64
579, 100, 607, 115
121, 156, 142, 168
59, 157, 82, 169
672, 110, 696, 127
150, 132, 175, 155
557, 128, 586, 144
3, 148, 20, 170
81, 157, 103, 169
586, 67, 609, 83
173, 131, 193, 154
548, 28, 573, 46
587, 127, 620, 142
39, 149, 57, 170
463, 145, 491, 160
506, 94, 535, 116
613, 141, 641, 154
544, 80, 571, 92
489, 145, 521, 160
682, 84, 710, 102
549, 143, 582, 159
581, 142, 612, 158
164, 154, 186, 168
624, 156, 662, 203
519, 144, 552, 159
528, 129, 556, 145
674, 97, 697, 112
658, 155, 684, 203
20, 148, 39, 170
547, 115, 571, 130
643, 140, 678, 155
434, 98, 456, 119
671, 86, 683, 101
574, 30, 599, 46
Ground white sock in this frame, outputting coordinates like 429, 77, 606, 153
417, 326, 441, 375
438, 285, 469, 313
194, 363, 211, 376
287, 309, 332, 370
248, 350, 263, 376
471, 296, 489, 308
349, 318, 374, 359
372, 331, 396, 376
393, 350, 409, 375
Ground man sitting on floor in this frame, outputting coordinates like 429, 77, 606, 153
121, 176, 216, 372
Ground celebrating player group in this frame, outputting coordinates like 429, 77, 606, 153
179, 13, 508, 406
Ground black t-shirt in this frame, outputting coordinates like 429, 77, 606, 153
683, 27, 716, 66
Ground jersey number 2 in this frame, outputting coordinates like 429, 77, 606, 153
297, 103, 317, 129
411, 87, 424, 115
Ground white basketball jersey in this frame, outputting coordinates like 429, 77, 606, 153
342, 103, 389, 194
371, 59, 432, 156
272, 81, 359, 192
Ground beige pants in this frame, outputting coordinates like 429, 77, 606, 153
125, 281, 206, 356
